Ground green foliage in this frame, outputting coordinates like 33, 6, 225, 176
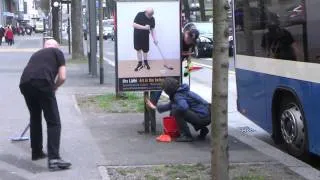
93, 92, 144, 113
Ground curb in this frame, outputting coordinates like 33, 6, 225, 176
98, 166, 111, 180
229, 127, 320, 180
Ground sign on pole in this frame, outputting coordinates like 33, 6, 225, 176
116, 0, 181, 92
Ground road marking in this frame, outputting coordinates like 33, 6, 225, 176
106, 51, 114, 56
197, 58, 212, 61
97, 55, 115, 67
0, 48, 40, 52
192, 61, 235, 74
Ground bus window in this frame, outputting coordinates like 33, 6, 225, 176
235, 0, 307, 62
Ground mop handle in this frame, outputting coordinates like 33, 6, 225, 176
155, 44, 165, 60
20, 123, 30, 137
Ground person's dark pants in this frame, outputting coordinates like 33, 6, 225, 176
8, 39, 13, 46
20, 81, 61, 160
172, 109, 211, 137
0, 36, 2, 46
150, 91, 162, 105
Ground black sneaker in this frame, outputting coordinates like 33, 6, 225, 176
175, 135, 193, 142
32, 151, 47, 161
198, 127, 209, 140
48, 159, 72, 171
134, 61, 143, 71
144, 60, 150, 70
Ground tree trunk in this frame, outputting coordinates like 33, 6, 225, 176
71, 0, 84, 59
243, 0, 255, 56
199, 0, 206, 21
211, 0, 230, 179
52, 4, 60, 43
183, 0, 190, 22
40, 0, 50, 15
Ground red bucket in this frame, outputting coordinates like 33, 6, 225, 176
163, 116, 180, 138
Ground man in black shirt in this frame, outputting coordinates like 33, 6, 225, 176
133, 8, 158, 71
19, 39, 71, 171
181, 28, 199, 61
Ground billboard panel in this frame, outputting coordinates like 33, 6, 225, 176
116, 1, 181, 91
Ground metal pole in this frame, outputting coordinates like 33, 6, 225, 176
144, 91, 150, 133
86, 0, 91, 74
99, 0, 104, 84
67, 2, 71, 54
60, 2, 63, 43
51, 0, 61, 43
89, 0, 97, 77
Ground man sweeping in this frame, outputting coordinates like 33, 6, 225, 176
19, 39, 71, 171
133, 7, 158, 71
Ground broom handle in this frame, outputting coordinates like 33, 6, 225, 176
20, 123, 30, 137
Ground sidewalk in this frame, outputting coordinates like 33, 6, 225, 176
0, 50, 106, 179
0, 41, 319, 179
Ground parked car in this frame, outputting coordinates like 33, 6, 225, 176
97, 19, 115, 40
183, 22, 234, 58
34, 21, 44, 33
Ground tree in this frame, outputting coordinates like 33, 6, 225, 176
243, 0, 255, 56
51, 0, 60, 43
71, 0, 84, 59
199, 0, 206, 21
182, 0, 190, 22
211, 0, 230, 179
39, 0, 50, 15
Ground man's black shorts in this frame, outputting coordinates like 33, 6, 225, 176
134, 33, 149, 53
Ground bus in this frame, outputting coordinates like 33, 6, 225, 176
233, 0, 320, 158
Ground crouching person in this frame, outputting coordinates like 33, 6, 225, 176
146, 77, 211, 142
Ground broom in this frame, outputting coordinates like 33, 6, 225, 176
155, 44, 174, 70
11, 123, 30, 142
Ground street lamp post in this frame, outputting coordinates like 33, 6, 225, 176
51, 0, 61, 43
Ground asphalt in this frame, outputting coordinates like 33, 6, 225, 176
0, 34, 318, 180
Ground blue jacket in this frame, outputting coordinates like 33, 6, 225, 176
157, 84, 210, 118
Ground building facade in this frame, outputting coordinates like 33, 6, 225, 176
1, 0, 18, 25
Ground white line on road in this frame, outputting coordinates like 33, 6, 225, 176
97, 55, 115, 67
106, 51, 115, 56
190, 61, 235, 74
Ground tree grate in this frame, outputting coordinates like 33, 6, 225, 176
238, 126, 256, 134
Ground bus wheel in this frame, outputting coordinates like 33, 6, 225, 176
279, 97, 307, 157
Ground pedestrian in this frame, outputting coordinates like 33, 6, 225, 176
133, 7, 158, 71
19, 39, 71, 171
0, 25, 5, 46
4, 26, 14, 46
146, 77, 211, 142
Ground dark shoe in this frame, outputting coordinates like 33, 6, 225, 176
175, 135, 193, 142
198, 127, 209, 140
48, 159, 72, 171
32, 151, 47, 161
134, 61, 143, 71
144, 60, 150, 70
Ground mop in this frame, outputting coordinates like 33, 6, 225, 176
11, 123, 30, 142
155, 44, 174, 70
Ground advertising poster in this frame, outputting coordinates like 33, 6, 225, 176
116, 0, 181, 91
